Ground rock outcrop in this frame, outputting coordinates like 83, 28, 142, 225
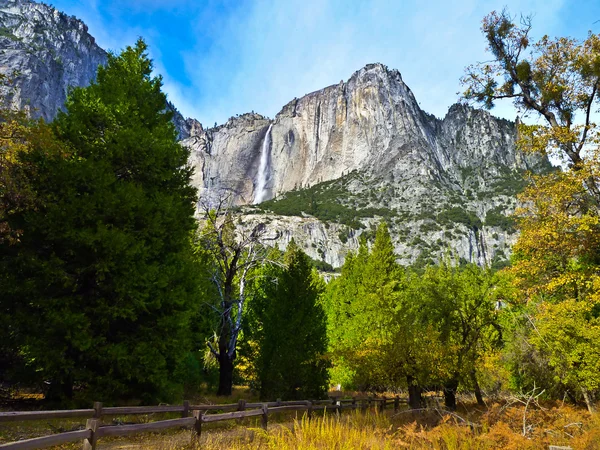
184, 64, 542, 204
0, 1, 551, 269
0, 1, 192, 139
184, 64, 549, 268
0, 0, 107, 121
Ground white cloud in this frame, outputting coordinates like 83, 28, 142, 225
174, 0, 567, 125
53, 0, 574, 127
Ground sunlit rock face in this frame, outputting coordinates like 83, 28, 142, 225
182, 63, 547, 268
185, 63, 538, 204
0, 1, 193, 139
0, 1, 549, 269
0, 0, 107, 120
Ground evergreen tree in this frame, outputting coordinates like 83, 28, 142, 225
325, 223, 410, 393
247, 241, 329, 400
0, 40, 200, 404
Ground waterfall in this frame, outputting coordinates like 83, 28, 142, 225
253, 124, 273, 204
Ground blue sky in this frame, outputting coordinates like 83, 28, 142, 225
50, 0, 600, 127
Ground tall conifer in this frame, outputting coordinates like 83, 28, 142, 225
2, 40, 199, 403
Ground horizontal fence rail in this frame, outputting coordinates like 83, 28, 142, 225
0, 429, 92, 450
0, 410, 95, 423
0, 396, 408, 450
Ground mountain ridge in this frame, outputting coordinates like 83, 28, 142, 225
0, 0, 551, 269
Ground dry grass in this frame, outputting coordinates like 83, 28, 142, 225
2, 397, 600, 449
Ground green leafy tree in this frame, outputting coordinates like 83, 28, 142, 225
326, 225, 408, 389
0, 40, 200, 404
530, 297, 600, 413
325, 223, 440, 408
413, 263, 501, 410
246, 241, 329, 400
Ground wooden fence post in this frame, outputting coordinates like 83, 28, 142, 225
261, 404, 269, 430
237, 399, 246, 424
368, 397, 372, 410
380, 396, 386, 412
361, 399, 367, 414
83, 418, 99, 450
93, 402, 102, 419
276, 398, 282, 407
352, 397, 356, 409
193, 410, 202, 440
394, 396, 399, 413
307, 401, 313, 421
182, 400, 189, 418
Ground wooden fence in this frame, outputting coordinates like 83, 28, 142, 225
0, 396, 407, 449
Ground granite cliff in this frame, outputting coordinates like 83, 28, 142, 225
184, 64, 549, 268
0, 0, 551, 269
0, 0, 107, 120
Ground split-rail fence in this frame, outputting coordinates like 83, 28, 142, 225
0, 396, 407, 449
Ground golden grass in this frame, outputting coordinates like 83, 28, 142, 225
96, 404, 600, 450
2, 399, 600, 449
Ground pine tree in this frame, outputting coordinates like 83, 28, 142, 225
1, 40, 200, 404
247, 241, 329, 400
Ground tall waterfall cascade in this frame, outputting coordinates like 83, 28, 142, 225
253, 124, 273, 204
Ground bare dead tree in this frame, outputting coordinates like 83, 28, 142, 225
197, 190, 279, 396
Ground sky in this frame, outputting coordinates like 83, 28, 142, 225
50, 0, 600, 127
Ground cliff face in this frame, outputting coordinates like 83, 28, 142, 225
0, 0, 107, 121
185, 64, 540, 203
0, 1, 193, 139
0, 1, 549, 269
183, 64, 548, 268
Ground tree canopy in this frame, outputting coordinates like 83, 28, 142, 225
0, 40, 200, 404
463, 9, 600, 413
245, 240, 329, 400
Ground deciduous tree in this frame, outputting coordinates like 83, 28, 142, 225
197, 193, 272, 396
464, 10, 600, 413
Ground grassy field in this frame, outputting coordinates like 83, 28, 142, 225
2, 397, 600, 449
2, 387, 600, 449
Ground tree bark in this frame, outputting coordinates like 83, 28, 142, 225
217, 351, 234, 396
582, 388, 596, 415
406, 374, 422, 409
444, 378, 459, 411
471, 370, 485, 407
217, 294, 234, 396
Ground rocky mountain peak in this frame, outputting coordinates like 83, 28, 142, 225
0, 0, 107, 121
0, 1, 551, 270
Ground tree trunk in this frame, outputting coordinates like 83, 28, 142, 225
566, 389, 578, 406
217, 352, 234, 396
45, 376, 74, 405
471, 370, 485, 407
217, 296, 234, 396
444, 378, 459, 411
582, 388, 596, 414
406, 374, 422, 409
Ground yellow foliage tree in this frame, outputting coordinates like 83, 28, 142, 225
463, 10, 600, 413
